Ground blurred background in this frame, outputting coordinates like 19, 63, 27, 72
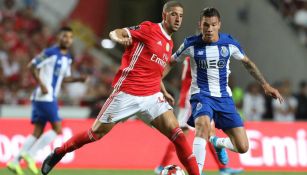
0, 0, 307, 174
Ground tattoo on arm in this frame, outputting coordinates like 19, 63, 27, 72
242, 59, 267, 85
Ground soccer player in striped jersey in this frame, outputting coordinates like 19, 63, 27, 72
168, 7, 284, 175
41, 1, 200, 175
155, 57, 243, 175
6, 27, 87, 175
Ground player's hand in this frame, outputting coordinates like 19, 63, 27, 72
163, 92, 175, 106
119, 37, 132, 47
262, 83, 284, 103
40, 84, 48, 94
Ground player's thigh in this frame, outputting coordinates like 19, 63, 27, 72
224, 127, 249, 153
97, 91, 140, 123
209, 120, 216, 136
91, 119, 116, 139
32, 123, 46, 137
50, 121, 62, 134
151, 110, 179, 138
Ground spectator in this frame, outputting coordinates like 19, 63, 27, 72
295, 81, 307, 120
243, 82, 266, 121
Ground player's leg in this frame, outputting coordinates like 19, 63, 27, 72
208, 122, 243, 175
193, 115, 211, 174
26, 102, 61, 159
151, 110, 199, 175
155, 106, 191, 174
7, 123, 44, 175
41, 119, 115, 175
221, 127, 249, 153
210, 105, 248, 154
41, 91, 140, 175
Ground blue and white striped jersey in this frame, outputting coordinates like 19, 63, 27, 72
173, 33, 245, 97
31, 46, 72, 102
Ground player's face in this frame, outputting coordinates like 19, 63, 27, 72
59, 31, 73, 49
163, 6, 183, 33
200, 16, 221, 43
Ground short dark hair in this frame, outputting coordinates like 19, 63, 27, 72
163, 1, 183, 12
59, 26, 73, 33
200, 7, 221, 20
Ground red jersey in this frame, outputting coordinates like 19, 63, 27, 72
112, 21, 173, 96
178, 57, 192, 108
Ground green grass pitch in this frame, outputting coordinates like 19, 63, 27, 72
1, 168, 306, 175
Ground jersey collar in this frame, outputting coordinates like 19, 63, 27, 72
159, 23, 171, 40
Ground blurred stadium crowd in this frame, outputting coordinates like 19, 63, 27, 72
270, 0, 307, 46
0, 0, 306, 121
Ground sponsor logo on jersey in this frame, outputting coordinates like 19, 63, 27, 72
150, 54, 167, 67
198, 59, 227, 69
157, 41, 162, 46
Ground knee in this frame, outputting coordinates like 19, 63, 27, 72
91, 127, 111, 140
53, 128, 62, 135
194, 119, 211, 139
237, 142, 249, 153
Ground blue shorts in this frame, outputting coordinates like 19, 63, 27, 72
187, 93, 243, 131
31, 101, 61, 125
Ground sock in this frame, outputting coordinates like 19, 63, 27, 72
170, 127, 199, 175
56, 129, 99, 156
215, 137, 238, 152
160, 142, 176, 166
193, 137, 206, 174
12, 135, 37, 163
28, 130, 57, 157
208, 142, 227, 169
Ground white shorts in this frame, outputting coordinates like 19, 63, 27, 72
97, 91, 172, 124
177, 106, 191, 127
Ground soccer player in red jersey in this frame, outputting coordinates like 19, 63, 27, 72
41, 1, 199, 175
155, 57, 243, 175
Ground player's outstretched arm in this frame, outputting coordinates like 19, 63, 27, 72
109, 29, 132, 47
63, 75, 87, 83
241, 56, 284, 103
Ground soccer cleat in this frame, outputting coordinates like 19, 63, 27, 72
154, 165, 164, 175
7, 161, 24, 175
41, 148, 64, 175
219, 167, 243, 175
21, 153, 39, 174
210, 136, 229, 165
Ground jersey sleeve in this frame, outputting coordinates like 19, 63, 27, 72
229, 39, 245, 60
172, 39, 193, 62
124, 21, 152, 43
31, 49, 53, 68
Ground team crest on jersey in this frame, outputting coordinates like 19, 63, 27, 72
196, 102, 202, 111
166, 43, 170, 52
220, 46, 229, 57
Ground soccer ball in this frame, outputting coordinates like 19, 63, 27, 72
160, 165, 186, 175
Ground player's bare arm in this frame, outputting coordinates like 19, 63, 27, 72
63, 75, 87, 83
27, 62, 48, 94
109, 29, 132, 47
241, 56, 284, 103
160, 81, 175, 106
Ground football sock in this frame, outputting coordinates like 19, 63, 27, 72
170, 127, 200, 175
12, 135, 37, 163
208, 142, 227, 169
28, 130, 57, 157
193, 137, 206, 175
56, 129, 99, 156
160, 142, 176, 166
